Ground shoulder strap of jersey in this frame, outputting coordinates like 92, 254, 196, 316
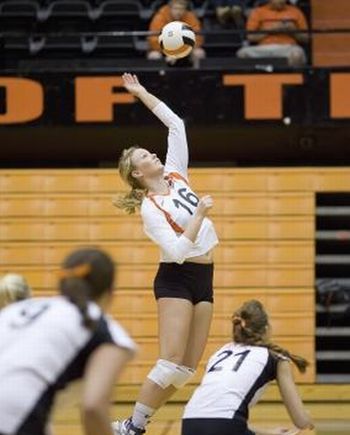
148, 196, 185, 234
166, 171, 189, 185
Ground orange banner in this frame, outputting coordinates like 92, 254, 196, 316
75, 77, 135, 122
0, 78, 44, 123
223, 74, 304, 120
0, 73, 349, 124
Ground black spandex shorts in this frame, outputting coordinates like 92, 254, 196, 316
182, 418, 255, 435
154, 262, 214, 304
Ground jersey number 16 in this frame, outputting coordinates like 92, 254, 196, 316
173, 187, 199, 215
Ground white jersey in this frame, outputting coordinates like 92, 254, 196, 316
141, 102, 218, 264
0, 297, 136, 435
183, 342, 281, 422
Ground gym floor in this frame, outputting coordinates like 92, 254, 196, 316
53, 402, 350, 434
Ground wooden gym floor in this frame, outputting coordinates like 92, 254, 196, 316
53, 385, 350, 435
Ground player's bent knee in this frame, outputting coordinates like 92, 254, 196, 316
147, 359, 196, 389
173, 364, 196, 388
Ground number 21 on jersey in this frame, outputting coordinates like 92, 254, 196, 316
208, 350, 251, 373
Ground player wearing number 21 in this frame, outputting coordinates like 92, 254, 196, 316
182, 300, 314, 435
113, 73, 218, 435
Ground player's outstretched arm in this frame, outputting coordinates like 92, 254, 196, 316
122, 73, 161, 111
277, 360, 314, 431
249, 425, 301, 435
122, 72, 189, 178
81, 345, 133, 435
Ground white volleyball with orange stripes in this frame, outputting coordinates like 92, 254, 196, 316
159, 21, 196, 59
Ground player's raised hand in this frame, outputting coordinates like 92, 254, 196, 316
122, 73, 146, 97
195, 195, 213, 217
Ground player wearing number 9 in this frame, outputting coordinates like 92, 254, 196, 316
112, 73, 219, 435
0, 248, 136, 435
182, 300, 314, 435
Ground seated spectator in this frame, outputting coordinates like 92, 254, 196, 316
237, 0, 309, 67
211, 0, 245, 28
0, 273, 31, 309
148, 0, 205, 65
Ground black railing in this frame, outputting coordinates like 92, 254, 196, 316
0, 27, 349, 72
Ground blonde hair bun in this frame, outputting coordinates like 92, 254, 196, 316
0, 274, 31, 308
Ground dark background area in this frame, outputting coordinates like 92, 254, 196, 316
0, 67, 349, 168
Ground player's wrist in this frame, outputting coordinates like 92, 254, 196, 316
132, 87, 147, 99
194, 209, 206, 220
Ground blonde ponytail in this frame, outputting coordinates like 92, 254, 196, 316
113, 188, 145, 215
114, 146, 147, 214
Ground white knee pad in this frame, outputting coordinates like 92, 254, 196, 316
147, 359, 195, 389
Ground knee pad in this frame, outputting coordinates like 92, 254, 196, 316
147, 359, 195, 389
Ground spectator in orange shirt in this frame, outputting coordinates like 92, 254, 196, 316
148, 0, 205, 65
237, 0, 309, 67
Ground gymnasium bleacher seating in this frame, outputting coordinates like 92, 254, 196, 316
0, 0, 311, 62
2, 167, 350, 385
3, 167, 350, 386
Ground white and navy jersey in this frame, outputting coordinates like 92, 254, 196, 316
183, 342, 283, 422
0, 296, 136, 435
141, 102, 218, 265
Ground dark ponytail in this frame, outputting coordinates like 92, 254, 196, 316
60, 276, 96, 330
263, 341, 309, 373
233, 300, 309, 374
59, 249, 115, 331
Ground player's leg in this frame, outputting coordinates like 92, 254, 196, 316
182, 301, 213, 369
135, 297, 194, 408
182, 262, 214, 368
114, 297, 194, 434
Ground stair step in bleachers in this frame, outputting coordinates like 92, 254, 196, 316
0, 216, 314, 241
0, 241, 314, 265
35, 288, 315, 314
106, 313, 315, 338
312, 0, 350, 66
0, 264, 314, 289
1, 169, 350, 194
3, 167, 350, 385
0, 193, 314, 217
118, 336, 316, 384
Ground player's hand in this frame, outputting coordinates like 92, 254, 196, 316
195, 195, 213, 217
266, 427, 300, 435
122, 73, 146, 97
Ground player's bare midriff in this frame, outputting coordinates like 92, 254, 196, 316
185, 249, 214, 264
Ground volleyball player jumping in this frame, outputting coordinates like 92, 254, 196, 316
113, 73, 219, 435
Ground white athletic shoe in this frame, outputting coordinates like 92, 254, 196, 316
112, 418, 146, 435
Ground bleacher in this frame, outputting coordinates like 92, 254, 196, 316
0, 0, 311, 63
1, 167, 350, 387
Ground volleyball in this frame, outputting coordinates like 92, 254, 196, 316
158, 21, 196, 59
